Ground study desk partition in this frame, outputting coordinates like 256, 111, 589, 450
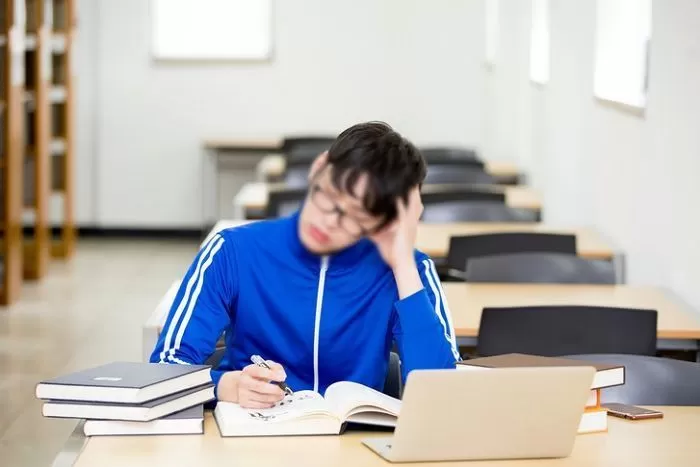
52, 407, 700, 467
231, 182, 542, 219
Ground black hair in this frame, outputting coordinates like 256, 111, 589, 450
325, 121, 426, 228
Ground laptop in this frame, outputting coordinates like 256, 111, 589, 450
362, 366, 596, 463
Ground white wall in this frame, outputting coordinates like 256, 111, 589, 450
89, 0, 486, 228
486, 0, 700, 308
72, 0, 99, 225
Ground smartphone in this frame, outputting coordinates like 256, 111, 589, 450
602, 403, 664, 420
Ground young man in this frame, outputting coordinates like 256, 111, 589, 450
150, 122, 459, 409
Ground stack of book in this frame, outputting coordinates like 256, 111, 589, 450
457, 353, 625, 434
35, 362, 216, 436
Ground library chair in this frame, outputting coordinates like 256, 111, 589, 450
421, 200, 539, 223
464, 252, 617, 284
563, 353, 700, 406
443, 233, 577, 281
476, 305, 658, 357
423, 164, 497, 185
281, 136, 336, 155
283, 164, 311, 188
419, 147, 482, 165
266, 187, 307, 218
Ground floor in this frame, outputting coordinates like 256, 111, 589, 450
0, 238, 199, 467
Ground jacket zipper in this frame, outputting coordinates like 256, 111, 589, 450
313, 255, 329, 393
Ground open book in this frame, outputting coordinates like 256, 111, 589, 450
214, 381, 401, 437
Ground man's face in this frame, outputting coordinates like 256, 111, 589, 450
298, 165, 386, 255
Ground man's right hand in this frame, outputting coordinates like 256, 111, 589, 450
217, 361, 287, 409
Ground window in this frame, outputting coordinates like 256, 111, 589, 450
529, 0, 549, 84
593, 0, 651, 109
151, 0, 273, 61
485, 0, 499, 65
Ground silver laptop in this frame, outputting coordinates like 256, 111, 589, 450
362, 366, 595, 463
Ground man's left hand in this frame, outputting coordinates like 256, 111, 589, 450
370, 186, 423, 271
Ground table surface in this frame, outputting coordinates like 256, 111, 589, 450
444, 282, 700, 339
234, 182, 541, 211
67, 407, 700, 467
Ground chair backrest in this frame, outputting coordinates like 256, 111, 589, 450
266, 188, 307, 218
464, 252, 617, 284
383, 351, 403, 399
421, 201, 539, 223
283, 165, 310, 188
420, 147, 483, 167
423, 165, 497, 185
477, 305, 658, 357
563, 353, 700, 406
281, 136, 336, 154
446, 233, 577, 273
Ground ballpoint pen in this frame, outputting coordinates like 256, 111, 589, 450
250, 355, 294, 396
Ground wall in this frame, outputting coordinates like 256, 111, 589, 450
487, 0, 700, 308
91, 0, 486, 227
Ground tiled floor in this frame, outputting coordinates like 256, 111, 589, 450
0, 238, 199, 467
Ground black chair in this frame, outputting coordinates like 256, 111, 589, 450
423, 165, 498, 185
476, 305, 658, 357
281, 136, 336, 154
422, 200, 539, 223
464, 252, 617, 284
563, 353, 700, 405
420, 147, 482, 165
266, 187, 307, 218
283, 164, 310, 188
445, 233, 577, 278
382, 351, 403, 399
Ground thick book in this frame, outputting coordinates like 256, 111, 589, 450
83, 405, 204, 436
456, 353, 625, 389
214, 381, 400, 437
42, 383, 214, 422
35, 362, 211, 404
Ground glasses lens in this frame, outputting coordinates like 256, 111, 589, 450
312, 187, 334, 211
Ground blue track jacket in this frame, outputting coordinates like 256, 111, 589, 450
150, 211, 459, 397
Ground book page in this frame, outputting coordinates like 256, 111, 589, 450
324, 381, 401, 422
216, 390, 332, 424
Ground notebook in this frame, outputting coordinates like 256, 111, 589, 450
42, 383, 215, 421
457, 353, 625, 389
83, 405, 204, 436
214, 381, 400, 437
35, 362, 211, 404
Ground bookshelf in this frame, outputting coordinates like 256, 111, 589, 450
22, 0, 51, 279
49, 0, 73, 258
1, 0, 27, 305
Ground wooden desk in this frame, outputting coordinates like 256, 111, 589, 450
57, 407, 700, 467
233, 182, 542, 218
203, 138, 283, 152
257, 154, 520, 181
445, 283, 700, 357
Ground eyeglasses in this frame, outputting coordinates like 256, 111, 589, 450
308, 184, 380, 237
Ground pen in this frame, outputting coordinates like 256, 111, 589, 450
250, 355, 294, 396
